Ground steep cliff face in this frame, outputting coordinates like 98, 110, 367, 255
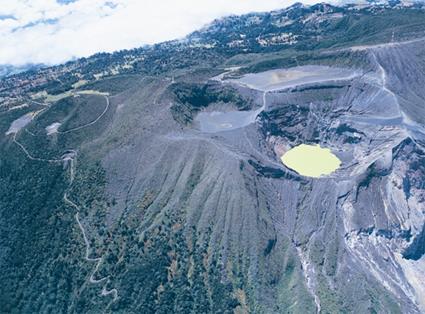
1, 3, 425, 314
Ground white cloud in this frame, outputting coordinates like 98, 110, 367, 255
0, 0, 321, 66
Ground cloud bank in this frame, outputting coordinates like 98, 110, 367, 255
0, 0, 321, 66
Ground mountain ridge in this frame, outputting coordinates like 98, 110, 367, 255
1, 0, 425, 80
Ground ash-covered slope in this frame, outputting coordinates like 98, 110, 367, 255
0, 2, 425, 314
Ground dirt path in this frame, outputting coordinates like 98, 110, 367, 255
13, 134, 62, 163
64, 182, 118, 302
9, 93, 119, 305
58, 94, 109, 134
348, 36, 425, 52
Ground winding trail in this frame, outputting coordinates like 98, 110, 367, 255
7, 91, 118, 305
13, 133, 62, 163
64, 157, 118, 302
371, 51, 400, 112
371, 51, 425, 152
337, 36, 425, 53
58, 95, 109, 134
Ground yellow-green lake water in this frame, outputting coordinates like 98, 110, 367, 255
281, 144, 341, 178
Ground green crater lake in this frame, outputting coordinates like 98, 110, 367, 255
281, 144, 341, 178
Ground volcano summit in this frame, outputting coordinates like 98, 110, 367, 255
1, 2, 425, 313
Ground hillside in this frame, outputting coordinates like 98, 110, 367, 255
1, 2, 425, 313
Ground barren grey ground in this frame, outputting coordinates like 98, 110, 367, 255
99, 39, 425, 312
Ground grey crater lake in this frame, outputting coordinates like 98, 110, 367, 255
195, 107, 263, 133
230, 65, 360, 91
197, 65, 359, 133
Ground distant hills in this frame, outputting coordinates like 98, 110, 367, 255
0, 64, 44, 78
1, 0, 424, 79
